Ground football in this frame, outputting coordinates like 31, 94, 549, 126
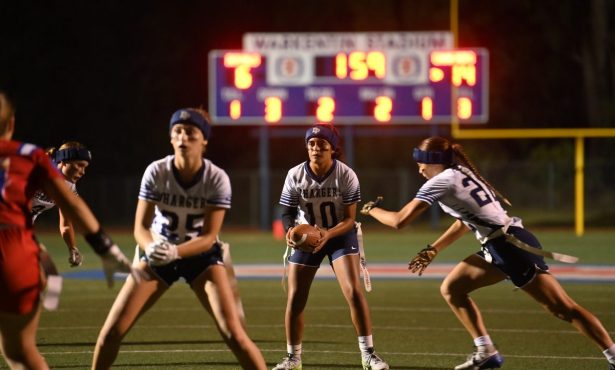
290, 224, 322, 252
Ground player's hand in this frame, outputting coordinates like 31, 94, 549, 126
408, 245, 438, 276
147, 241, 180, 266
68, 247, 83, 267
311, 226, 328, 254
285, 227, 297, 248
360, 196, 383, 215
101, 244, 133, 288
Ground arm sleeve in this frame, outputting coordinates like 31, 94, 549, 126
280, 205, 298, 232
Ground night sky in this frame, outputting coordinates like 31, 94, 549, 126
1, 0, 611, 175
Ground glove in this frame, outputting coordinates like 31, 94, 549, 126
147, 241, 180, 266
360, 196, 383, 215
68, 247, 83, 267
408, 244, 438, 276
101, 244, 133, 288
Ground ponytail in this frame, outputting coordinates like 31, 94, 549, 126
451, 143, 512, 207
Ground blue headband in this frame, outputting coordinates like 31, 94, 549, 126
169, 108, 211, 139
54, 147, 92, 165
305, 125, 339, 150
412, 147, 453, 164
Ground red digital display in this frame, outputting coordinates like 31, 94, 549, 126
210, 43, 488, 125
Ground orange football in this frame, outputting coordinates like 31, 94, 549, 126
290, 224, 321, 252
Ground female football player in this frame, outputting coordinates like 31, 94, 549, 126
92, 108, 266, 370
272, 124, 389, 370
31, 141, 92, 267
0, 91, 133, 370
362, 136, 615, 370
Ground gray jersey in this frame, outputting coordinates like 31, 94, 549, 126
415, 165, 522, 243
31, 180, 77, 221
279, 160, 361, 229
138, 155, 231, 244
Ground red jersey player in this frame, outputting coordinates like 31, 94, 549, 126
0, 90, 135, 369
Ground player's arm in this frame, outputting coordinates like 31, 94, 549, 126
325, 202, 357, 239
42, 176, 99, 234
134, 198, 156, 250
312, 203, 357, 253
429, 219, 470, 253
58, 208, 77, 248
366, 198, 430, 229
41, 176, 133, 286
176, 206, 225, 258
58, 207, 83, 266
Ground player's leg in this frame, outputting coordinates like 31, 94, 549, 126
191, 265, 266, 370
92, 262, 168, 370
0, 308, 48, 370
332, 254, 371, 335
0, 229, 49, 369
442, 254, 507, 370
332, 253, 388, 370
220, 241, 246, 326
441, 254, 507, 338
523, 272, 615, 352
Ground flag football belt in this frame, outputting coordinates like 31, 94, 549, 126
355, 222, 372, 292
488, 228, 579, 264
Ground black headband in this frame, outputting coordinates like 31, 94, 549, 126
412, 148, 453, 164
54, 147, 92, 165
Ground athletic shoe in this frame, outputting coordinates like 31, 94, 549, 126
362, 351, 389, 370
608, 362, 615, 370
454, 345, 504, 370
272, 354, 302, 370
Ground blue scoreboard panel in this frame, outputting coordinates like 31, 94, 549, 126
208, 33, 488, 125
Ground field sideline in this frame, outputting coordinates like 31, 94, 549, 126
18, 229, 615, 369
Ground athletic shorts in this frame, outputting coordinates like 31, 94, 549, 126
288, 228, 359, 268
478, 226, 549, 287
0, 227, 41, 314
145, 243, 224, 286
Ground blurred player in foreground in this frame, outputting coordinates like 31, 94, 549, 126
362, 136, 615, 370
273, 124, 389, 370
31, 141, 92, 267
0, 91, 133, 369
92, 108, 266, 370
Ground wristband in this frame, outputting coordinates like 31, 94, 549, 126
84, 228, 114, 255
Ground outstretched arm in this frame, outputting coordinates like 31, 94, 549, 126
429, 219, 470, 253
42, 177, 100, 234
42, 176, 133, 286
408, 219, 471, 276
365, 198, 431, 229
58, 208, 83, 267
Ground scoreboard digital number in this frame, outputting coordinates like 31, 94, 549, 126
208, 32, 488, 125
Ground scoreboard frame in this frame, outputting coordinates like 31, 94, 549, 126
208, 32, 488, 125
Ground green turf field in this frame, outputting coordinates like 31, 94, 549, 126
12, 229, 615, 369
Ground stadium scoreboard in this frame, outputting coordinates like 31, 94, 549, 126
208, 32, 488, 125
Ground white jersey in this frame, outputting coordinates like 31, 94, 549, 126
31, 179, 77, 221
279, 160, 361, 229
415, 165, 522, 243
138, 155, 231, 244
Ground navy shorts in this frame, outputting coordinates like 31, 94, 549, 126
288, 228, 359, 268
145, 243, 224, 286
478, 226, 549, 287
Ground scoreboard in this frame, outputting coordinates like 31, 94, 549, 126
208, 32, 488, 125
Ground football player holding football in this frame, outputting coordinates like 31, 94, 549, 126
273, 123, 389, 370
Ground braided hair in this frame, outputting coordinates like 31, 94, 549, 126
417, 137, 511, 207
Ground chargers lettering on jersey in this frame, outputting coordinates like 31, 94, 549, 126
301, 187, 338, 199
160, 193, 207, 209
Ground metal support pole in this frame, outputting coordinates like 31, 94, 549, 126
259, 126, 270, 230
